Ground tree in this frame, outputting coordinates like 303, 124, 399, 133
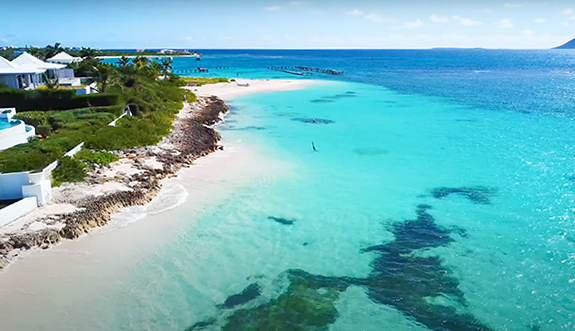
93, 63, 115, 93
132, 56, 149, 69
160, 58, 173, 77
44, 42, 63, 60
80, 47, 99, 60
28, 47, 45, 60
118, 56, 131, 67
42, 72, 59, 89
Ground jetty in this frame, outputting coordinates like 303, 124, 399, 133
268, 66, 343, 75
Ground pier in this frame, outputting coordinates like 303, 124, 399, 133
268, 66, 343, 75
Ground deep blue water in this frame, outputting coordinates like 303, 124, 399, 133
162, 49, 575, 115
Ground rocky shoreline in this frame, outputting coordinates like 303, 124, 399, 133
0, 96, 229, 270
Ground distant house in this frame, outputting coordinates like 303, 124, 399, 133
46, 52, 81, 65
0, 52, 83, 90
0, 56, 45, 90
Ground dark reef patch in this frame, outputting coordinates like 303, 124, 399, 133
310, 92, 357, 104
352, 147, 389, 156
184, 318, 216, 331
292, 118, 334, 124
310, 99, 336, 103
186, 204, 495, 331
217, 283, 261, 309
268, 216, 296, 225
223, 126, 266, 131
430, 186, 496, 204
223, 272, 341, 331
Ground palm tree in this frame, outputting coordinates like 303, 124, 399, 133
132, 56, 149, 69
81, 47, 98, 60
118, 56, 131, 67
160, 58, 173, 77
28, 47, 45, 60
44, 42, 63, 60
150, 61, 163, 76
42, 72, 59, 89
93, 63, 115, 93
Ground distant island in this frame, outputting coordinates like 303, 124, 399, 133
554, 38, 575, 49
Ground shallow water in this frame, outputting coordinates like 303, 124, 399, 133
4, 51, 575, 330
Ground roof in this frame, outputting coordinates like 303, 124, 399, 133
0, 56, 44, 75
47, 52, 81, 63
12, 52, 66, 70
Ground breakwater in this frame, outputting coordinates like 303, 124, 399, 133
268, 66, 344, 75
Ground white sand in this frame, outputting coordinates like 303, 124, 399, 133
186, 78, 323, 101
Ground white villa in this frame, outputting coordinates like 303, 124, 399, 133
47, 52, 82, 65
0, 52, 81, 90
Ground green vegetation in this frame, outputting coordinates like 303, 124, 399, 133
0, 47, 228, 185
52, 156, 88, 186
75, 149, 118, 167
181, 77, 229, 86
222, 273, 340, 331
0, 54, 188, 184
0, 87, 120, 111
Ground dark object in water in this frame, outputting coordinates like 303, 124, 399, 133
310, 99, 335, 103
312, 141, 317, 152
292, 118, 334, 124
430, 186, 496, 204
217, 283, 261, 309
352, 147, 389, 156
268, 216, 295, 225
184, 318, 216, 331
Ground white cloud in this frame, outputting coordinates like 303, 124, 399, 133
561, 9, 573, 15
429, 15, 449, 23
524, 29, 534, 36
346, 9, 364, 15
505, 2, 523, 8
365, 13, 392, 23
452, 15, 481, 26
498, 19, 514, 28
570, 15, 575, 20
265, 6, 281, 11
534, 18, 545, 23
290, 2, 303, 5
403, 19, 424, 29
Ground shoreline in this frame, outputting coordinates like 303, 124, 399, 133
0, 78, 321, 271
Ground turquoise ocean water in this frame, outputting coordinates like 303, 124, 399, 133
24, 51, 575, 330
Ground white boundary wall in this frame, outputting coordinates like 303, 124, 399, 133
0, 197, 37, 227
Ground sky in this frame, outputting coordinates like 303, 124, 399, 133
1, 0, 574, 49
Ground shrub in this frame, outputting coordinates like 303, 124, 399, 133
76, 149, 118, 166
37, 124, 52, 138
52, 156, 88, 186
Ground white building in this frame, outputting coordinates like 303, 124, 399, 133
12, 52, 68, 81
47, 52, 81, 65
0, 56, 45, 90
0, 52, 83, 90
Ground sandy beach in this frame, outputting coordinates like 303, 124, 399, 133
0, 78, 320, 271
187, 78, 322, 101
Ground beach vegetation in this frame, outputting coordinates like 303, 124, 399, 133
51, 156, 88, 186
0, 50, 191, 185
181, 77, 229, 86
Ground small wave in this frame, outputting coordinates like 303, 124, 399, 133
109, 184, 189, 228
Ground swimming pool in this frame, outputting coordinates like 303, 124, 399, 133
0, 120, 12, 130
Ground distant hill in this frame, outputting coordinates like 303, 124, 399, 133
554, 38, 575, 49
